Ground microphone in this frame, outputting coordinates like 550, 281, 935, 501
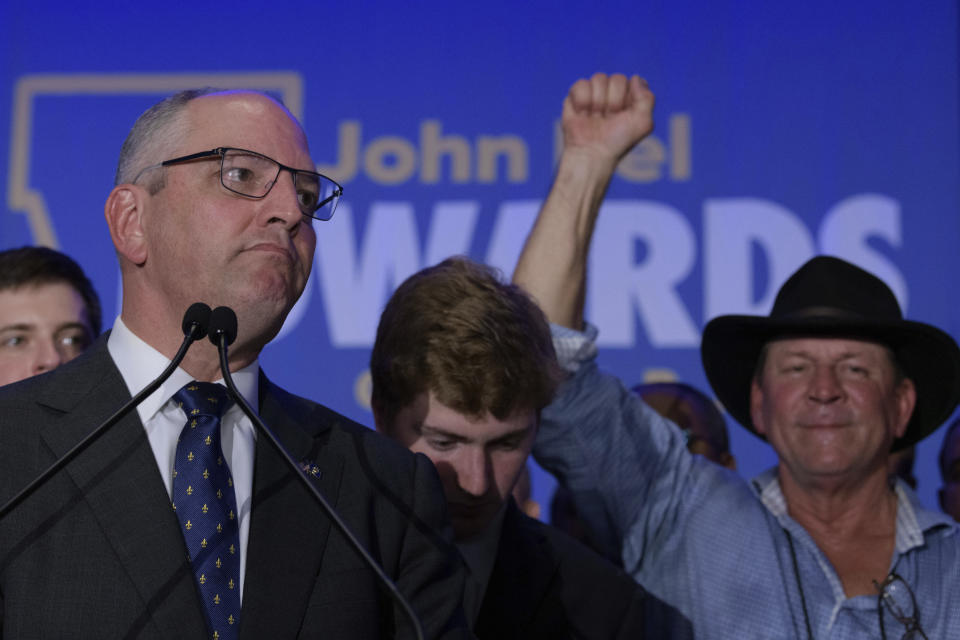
182, 302, 214, 339
208, 305, 237, 346
207, 306, 426, 640
0, 303, 213, 520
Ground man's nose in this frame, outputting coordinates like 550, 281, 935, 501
808, 365, 843, 403
261, 170, 306, 230
457, 448, 492, 498
32, 339, 63, 375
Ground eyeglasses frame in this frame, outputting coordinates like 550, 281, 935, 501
132, 146, 343, 221
873, 572, 928, 640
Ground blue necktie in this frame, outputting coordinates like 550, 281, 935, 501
172, 382, 241, 640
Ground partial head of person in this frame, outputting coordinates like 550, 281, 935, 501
107, 88, 342, 370
701, 256, 960, 492
370, 257, 562, 540
938, 418, 960, 521
632, 381, 736, 469
0, 246, 101, 385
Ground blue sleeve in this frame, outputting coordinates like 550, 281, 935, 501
533, 326, 706, 574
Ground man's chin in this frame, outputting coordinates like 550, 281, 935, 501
218, 294, 297, 353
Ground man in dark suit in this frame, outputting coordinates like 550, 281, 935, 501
0, 89, 467, 639
370, 257, 661, 639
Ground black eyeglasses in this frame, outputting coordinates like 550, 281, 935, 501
134, 147, 343, 221
873, 573, 928, 640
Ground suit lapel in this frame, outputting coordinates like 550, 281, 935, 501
239, 374, 344, 639
475, 500, 558, 637
35, 341, 207, 638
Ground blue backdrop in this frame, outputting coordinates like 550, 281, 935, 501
2, 0, 958, 515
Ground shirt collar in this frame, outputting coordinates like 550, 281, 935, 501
893, 479, 955, 551
107, 316, 260, 425
754, 467, 787, 519
752, 466, 955, 553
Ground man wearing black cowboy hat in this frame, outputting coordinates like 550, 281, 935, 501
512, 73, 960, 639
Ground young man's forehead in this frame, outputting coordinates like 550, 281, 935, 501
421, 398, 536, 438
0, 282, 89, 313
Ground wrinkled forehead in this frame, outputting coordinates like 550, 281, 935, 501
757, 336, 907, 392
763, 335, 898, 364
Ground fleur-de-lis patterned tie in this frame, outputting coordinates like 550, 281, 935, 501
172, 382, 241, 640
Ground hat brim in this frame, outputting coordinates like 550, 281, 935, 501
701, 314, 960, 451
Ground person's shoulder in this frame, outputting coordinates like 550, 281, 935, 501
260, 379, 366, 435
507, 504, 637, 590
521, 512, 638, 587
513, 509, 694, 638
0, 367, 50, 405
0, 338, 118, 481
0, 336, 112, 409
259, 377, 427, 477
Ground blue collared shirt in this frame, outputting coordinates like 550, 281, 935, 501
534, 324, 960, 639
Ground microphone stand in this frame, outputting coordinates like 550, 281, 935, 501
208, 307, 425, 640
0, 303, 212, 521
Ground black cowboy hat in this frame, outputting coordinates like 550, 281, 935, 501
701, 255, 960, 450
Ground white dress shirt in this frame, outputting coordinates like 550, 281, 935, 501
107, 317, 258, 599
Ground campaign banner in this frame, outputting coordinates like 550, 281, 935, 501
2, 0, 957, 513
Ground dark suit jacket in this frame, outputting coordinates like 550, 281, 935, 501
475, 499, 688, 639
0, 338, 469, 639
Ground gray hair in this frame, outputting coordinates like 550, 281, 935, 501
114, 88, 304, 194
114, 87, 223, 191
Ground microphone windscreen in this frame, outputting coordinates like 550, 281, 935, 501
209, 306, 239, 346
182, 302, 212, 337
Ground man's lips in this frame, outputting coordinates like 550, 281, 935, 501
795, 423, 852, 435
802, 420, 845, 427
796, 408, 854, 430
245, 242, 295, 262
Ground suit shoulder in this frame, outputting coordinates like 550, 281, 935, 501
0, 369, 49, 405
260, 380, 425, 474
0, 338, 116, 423
486, 510, 667, 639
522, 513, 644, 595
264, 382, 368, 435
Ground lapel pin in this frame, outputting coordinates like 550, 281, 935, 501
299, 461, 322, 479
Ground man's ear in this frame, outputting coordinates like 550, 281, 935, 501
105, 185, 149, 266
893, 378, 917, 440
750, 378, 768, 437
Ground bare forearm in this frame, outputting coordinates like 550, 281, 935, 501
512, 73, 654, 331
513, 149, 618, 330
